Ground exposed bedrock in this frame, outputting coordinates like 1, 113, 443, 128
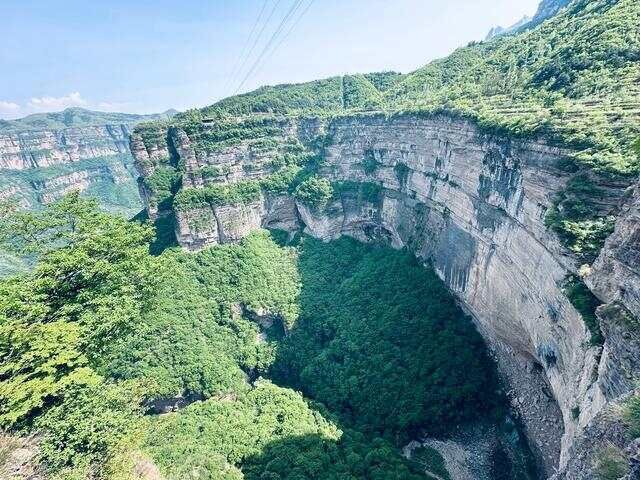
0, 124, 142, 215
133, 114, 640, 478
0, 124, 131, 170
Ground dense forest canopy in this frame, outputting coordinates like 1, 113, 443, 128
0, 195, 513, 479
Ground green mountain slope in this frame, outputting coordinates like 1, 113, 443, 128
390, 0, 640, 174
199, 72, 402, 118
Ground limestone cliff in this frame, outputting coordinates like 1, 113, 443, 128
0, 108, 175, 216
0, 124, 131, 170
0, 126, 140, 215
132, 112, 640, 478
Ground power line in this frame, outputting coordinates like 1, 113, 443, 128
252, 0, 315, 81
233, 0, 304, 95
231, 0, 284, 96
223, 0, 270, 96
233, 0, 305, 95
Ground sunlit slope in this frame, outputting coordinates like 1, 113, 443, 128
389, 0, 640, 174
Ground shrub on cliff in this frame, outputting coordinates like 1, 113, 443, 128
563, 276, 604, 345
173, 180, 262, 211
140, 165, 181, 210
293, 175, 333, 209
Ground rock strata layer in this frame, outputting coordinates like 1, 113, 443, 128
0, 124, 141, 215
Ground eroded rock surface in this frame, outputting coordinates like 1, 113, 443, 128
0, 125, 131, 170
0, 123, 142, 215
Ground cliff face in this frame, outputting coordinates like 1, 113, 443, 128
0, 123, 141, 215
132, 113, 640, 478
0, 124, 130, 170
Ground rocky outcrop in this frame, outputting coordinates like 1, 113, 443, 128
531, 0, 572, 26
484, 0, 570, 41
551, 388, 640, 480
175, 195, 300, 251
0, 433, 45, 480
588, 186, 640, 319
133, 112, 640, 478
404, 418, 537, 480
486, 15, 532, 41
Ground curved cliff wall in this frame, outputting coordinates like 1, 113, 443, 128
132, 113, 640, 477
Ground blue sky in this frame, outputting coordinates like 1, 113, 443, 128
0, 0, 540, 119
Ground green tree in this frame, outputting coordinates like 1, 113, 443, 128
294, 176, 333, 209
0, 193, 158, 427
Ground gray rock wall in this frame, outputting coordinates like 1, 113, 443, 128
0, 124, 141, 215
0, 124, 131, 170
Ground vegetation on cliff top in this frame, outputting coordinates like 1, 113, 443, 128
0, 194, 513, 479
197, 72, 401, 119
390, 0, 640, 175
0, 107, 176, 133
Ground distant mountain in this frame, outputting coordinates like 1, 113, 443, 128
485, 0, 572, 40
0, 107, 177, 133
0, 107, 177, 219
485, 15, 532, 40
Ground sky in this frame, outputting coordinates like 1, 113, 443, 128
0, 0, 540, 120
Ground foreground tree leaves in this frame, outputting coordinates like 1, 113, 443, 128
0, 193, 158, 476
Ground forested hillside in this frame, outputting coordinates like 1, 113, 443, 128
0, 194, 520, 479
0, 108, 179, 277
0, 108, 176, 134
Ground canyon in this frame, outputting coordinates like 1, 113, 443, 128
1, 0, 637, 477
131, 112, 640, 478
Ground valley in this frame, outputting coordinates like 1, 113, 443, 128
1, 0, 639, 479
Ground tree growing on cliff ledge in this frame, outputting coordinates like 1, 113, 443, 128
294, 175, 334, 210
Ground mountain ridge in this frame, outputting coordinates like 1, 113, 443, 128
485, 0, 572, 41
0, 107, 178, 134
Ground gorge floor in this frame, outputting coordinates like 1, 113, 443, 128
138, 231, 539, 479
